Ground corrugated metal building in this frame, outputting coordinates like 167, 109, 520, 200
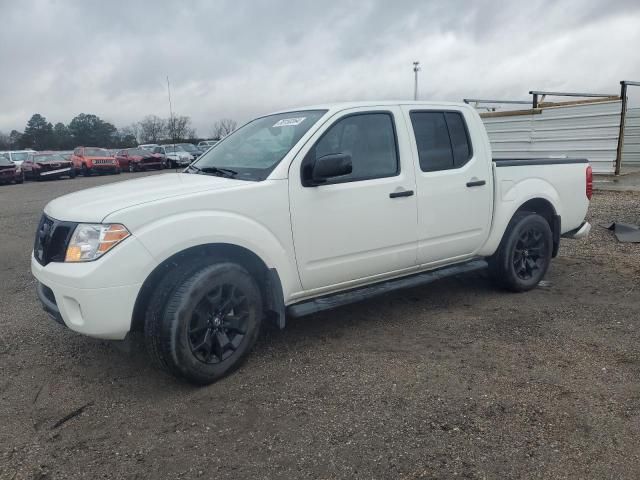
622, 107, 640, 169
481, 100, 623, 174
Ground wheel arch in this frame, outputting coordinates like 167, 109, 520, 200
480, 193, 561, 258
130, 243, 286, 333
514, 197, 560, 257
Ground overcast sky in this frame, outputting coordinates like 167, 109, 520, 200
1, 0, 639, 136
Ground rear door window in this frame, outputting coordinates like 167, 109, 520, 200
409, 111, 472, 172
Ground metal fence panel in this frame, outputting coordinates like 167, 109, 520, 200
482, 100, 622, 174
622, 107, 640, 166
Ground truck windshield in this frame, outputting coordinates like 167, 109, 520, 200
190, 110, 327, 181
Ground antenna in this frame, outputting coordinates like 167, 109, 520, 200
167, 76, 175, 144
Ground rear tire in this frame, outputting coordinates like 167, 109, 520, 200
144, 261, 263, 385
488, 212, 552, 292
15, 172, 24, 184
81, 164, 90, 177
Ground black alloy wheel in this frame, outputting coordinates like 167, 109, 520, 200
187, 284, 250, 364
144, 261, 263, 384
512, 227, 547, 281
488, 212, 552, 292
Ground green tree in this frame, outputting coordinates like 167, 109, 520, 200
23, 114, 54, 150
68, 113, 118, 147
53, 122, 72, 149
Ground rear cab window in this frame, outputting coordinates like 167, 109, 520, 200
409, 110, 473, 172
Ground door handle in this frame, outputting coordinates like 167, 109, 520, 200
466, 179, 486, 187
389, 190, 414, 198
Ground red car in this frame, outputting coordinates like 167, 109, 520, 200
115, 148, 163, 172
71, 147, 120, 176
0, 154, 23, 184
22, 152, 76, 181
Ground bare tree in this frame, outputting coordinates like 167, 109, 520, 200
166, 115, 195, 142
121, 123, 141, 144
210, 118, 237, 139
138, 115, 167, 143
0, 131, 9, 150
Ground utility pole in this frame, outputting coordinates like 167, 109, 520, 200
167, 76, 175, 144
413, 61, 421, 101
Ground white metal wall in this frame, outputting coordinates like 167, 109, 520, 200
481, 100, 622, 174
622, 107, 640, 167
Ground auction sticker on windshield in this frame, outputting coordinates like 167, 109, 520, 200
273, 117, 306, 127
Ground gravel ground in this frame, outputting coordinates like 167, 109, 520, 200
1, 175, 639, 479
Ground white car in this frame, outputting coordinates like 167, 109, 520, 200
138, 144, 159, 151
152, 145, 193, 168
32, 101, 591, 384
0, 149, 35, 167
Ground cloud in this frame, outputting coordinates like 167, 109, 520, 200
1, 0, 639, 135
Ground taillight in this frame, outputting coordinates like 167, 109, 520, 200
586, 165, 593, 200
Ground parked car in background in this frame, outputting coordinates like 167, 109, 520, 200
197, 140, 218, 152
0, 154, 23, 184
115, 148, 163, 172
22, 152, 75, 181
0, 150, 35, 167
56, 151, 74, 161
175, 143, 202, 159
198, 140, 218, 148
151, 145, 193, 168
139, 144, 159, 151
71, 147, 120, 176
30, 101, 592, 384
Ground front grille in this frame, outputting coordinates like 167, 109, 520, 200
93, 159, 113, 165
34, 214, 77, 266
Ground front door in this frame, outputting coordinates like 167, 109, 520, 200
289, 108, 418, 292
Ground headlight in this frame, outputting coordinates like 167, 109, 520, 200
65, 223, 130, 262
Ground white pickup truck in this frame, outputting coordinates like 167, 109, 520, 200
32, 101, 592, 384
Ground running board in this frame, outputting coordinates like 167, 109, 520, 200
287, 259, 488, 318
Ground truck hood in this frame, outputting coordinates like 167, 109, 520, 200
45, 173, 247, 223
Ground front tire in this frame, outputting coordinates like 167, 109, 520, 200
15, 172, 24, 184
144, 262, 263, 385
488, 212, 552, 292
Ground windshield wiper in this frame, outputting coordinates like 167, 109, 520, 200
198, 166, 238, 177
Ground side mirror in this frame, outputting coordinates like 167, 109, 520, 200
310, 153, 352, 185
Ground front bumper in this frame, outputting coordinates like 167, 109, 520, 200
91, 164, 119, 173
31, 236, 155, 340
562, 221, 591, 240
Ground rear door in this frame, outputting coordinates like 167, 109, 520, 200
289, 107, 418, 292
401, 107, 493, 265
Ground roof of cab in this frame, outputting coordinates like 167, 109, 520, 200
269, 100, 471, 116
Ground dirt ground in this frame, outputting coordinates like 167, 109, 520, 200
1, 173, 639, 479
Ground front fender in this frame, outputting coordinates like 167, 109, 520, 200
479, 177, 561, 257
125, 210, 301, 299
